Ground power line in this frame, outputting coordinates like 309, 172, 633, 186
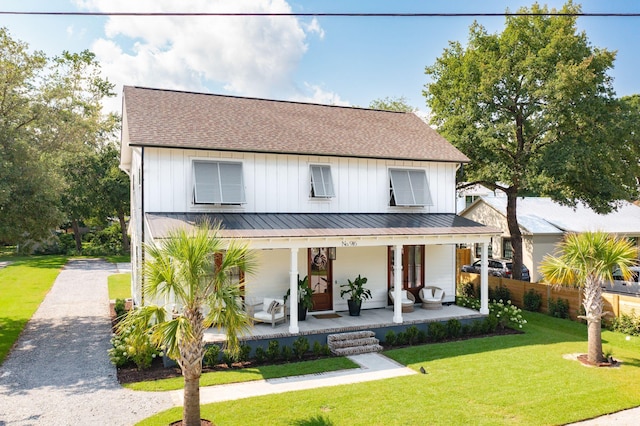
0, 11, 640, 17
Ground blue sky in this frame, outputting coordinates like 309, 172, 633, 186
1, 0, 640, 113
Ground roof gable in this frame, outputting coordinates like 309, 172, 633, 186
121, 86, 469, 163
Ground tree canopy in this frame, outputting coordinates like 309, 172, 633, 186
424, 1, 639, 278
0, 27, 125, 250
369, 96, 416, 112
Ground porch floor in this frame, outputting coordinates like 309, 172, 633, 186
204, 304, 483, 343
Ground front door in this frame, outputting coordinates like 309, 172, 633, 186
309, 247, 333, 311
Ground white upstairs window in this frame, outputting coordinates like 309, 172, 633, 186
310, 165, 335, 198
193, 161, 245, 204
389, 169, 432, 206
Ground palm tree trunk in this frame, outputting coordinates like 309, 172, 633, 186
180, 307, 205, 426
183, 375, 201, 426
583, 276, 606, 364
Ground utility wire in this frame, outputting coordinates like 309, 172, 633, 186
0, 11, 640, 17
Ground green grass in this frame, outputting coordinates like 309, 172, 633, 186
108, 273, 131, 300
104, 254, 131, 264
0, 256, 67, 363
139, 312, 640, 425
125, 357, 358, 391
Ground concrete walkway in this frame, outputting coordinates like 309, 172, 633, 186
0, 258, 639, 425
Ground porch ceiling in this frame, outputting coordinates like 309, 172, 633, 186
146, 212, 499, 248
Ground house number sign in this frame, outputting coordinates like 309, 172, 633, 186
341, 240, 358, 247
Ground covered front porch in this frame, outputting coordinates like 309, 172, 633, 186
204, 303, 484, 345
144, 211, 498, 339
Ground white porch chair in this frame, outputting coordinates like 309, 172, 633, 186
247, 297, 286, 328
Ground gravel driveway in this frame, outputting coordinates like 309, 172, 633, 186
0, 259, 174, 425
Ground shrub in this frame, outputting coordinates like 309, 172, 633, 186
446, 318, 462, 338
254, 347, 267, 363
312, 341, 324, 357
384, 330, 397, 346
281, 345, 293, 362
404, 326, 421, 345
114, 298, 127, 319
293, 337, 310, 360
395, 331, 408, 346
523, 288, 542, 312
483, 314, 499, 333
490, 284, 511, 303
238, 344, 251, 362
321, 344, 332, 357
203, 345, 220, 367
428, 322, 447, 342
461, 323, 471, 336
470, 320, 484, 336
489, 299, 527, 330
611, 311, 640, 336
456, 295, 480, 310
108, 325, 161, 369
549, 298, 570, 319
84, 223, 124, 255
266, 340, 280, 362
221, 349, 235, 367
417, 329, 427, 343
459, 281, 476, 298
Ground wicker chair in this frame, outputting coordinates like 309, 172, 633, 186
419, 286, 445, 310
389, 288, 416, 313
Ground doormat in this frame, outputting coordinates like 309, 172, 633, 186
313, 313, 341, 319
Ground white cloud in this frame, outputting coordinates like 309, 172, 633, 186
292, 83, 351, 106
74, 0, 334, 111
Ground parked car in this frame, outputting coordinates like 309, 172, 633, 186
461, 259, 531, 282
612, 266, 640, 282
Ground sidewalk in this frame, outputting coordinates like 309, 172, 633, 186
170, 352, 416, 406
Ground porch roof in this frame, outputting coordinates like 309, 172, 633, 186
145, 212, 499, 248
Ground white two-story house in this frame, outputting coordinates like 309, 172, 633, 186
119, 86, 497, 334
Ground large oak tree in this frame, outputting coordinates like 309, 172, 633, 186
424, 2, 639, 279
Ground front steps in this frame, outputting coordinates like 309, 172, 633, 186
327, 331, 383, 356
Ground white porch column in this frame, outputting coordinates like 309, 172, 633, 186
480, 241, 489, 314
393, 244, 403, 324
289, 247, 299, 334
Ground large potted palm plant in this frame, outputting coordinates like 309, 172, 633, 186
284, 276, 314, 321
340, 274, 372, 316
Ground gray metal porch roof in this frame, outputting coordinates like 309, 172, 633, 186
146, 212, 498, 240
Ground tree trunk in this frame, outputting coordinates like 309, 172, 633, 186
183, 375, 201, 426
71, 219, 82, 253
180, 307, 205, 426
583, 276, 606, 363
506, 190, 523, 280
117, 208, 130, 253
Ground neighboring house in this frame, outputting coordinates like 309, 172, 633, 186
455, 183, 505, 213
461, 196, 640, 282
119, 86, 499, 333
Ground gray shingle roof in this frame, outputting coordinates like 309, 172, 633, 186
122, 86, 469, 163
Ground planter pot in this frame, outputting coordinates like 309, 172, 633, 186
347, 299, 362, 316
298, 305, 308, 321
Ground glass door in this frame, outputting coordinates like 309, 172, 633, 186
309, 247, 333, 311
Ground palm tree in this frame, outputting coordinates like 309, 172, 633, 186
539, 231, 637, 364
121, 221, 256, 426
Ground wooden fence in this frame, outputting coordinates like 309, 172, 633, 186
458, 272, 640, 321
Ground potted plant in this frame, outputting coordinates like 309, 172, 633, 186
340, 274, 372, 316
284, 276, 314, 321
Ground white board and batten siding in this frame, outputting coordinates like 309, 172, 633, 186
142, 148, 458, 214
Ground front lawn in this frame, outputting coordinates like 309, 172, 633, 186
139, 312, 640, 425
108, 273, 131, 300
0, 256, 67, 363
125, 357, 358, 391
